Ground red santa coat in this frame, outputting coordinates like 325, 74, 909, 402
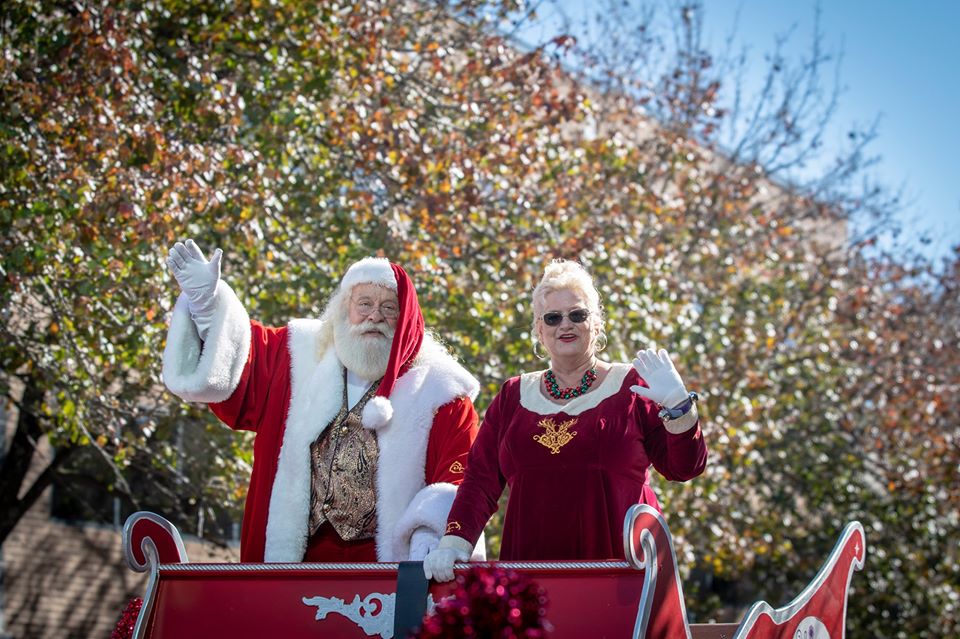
161, 283, 482, 562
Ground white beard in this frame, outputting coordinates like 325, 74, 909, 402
334, 318, 395, 381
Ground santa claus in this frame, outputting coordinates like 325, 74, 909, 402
161, 239, 483, 563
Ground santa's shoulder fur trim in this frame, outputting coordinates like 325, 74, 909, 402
407, 334, 480, 402
360, 335, 478, 431
287, 318, 326, 384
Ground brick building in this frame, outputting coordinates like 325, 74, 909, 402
0, 401, 238, 639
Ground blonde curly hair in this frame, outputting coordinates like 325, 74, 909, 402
531, 259, 606, 355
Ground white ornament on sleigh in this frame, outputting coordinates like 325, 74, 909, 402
301, 592, 440, 639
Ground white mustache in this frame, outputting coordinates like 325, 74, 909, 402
350, 321, 392, 338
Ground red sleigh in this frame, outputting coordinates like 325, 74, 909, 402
122, 505, 865, 638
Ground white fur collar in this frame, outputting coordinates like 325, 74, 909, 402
263, 321, 343, 562
518, 362, 631, 416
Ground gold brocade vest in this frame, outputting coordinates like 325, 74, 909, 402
308, 373, 381, 541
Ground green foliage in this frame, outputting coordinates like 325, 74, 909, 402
1, 1, 956, 636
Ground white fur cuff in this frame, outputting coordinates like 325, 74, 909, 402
161, 282, 251, 404
390, 483, 486, 561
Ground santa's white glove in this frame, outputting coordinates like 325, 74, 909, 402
408, 527, 440, 561
166, 239, 222, 340
423, 534, 473, 582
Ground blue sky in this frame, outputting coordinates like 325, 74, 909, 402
521, 1, 959, 263
698, 0, 960, 262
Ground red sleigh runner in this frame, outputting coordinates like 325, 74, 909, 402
621, 505, 867, 639
732, 520, 866, 639
121, 505, 865, 638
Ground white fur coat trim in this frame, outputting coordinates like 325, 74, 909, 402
161, 283, 251, 404
262, 321, 343, 562
264, 326, 480, 562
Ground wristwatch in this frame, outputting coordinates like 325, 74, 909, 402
658, 391, 699, 421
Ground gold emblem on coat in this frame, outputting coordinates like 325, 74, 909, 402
445, 521, 462, 534
449, 460, 465, 474
533, 417, 578, 454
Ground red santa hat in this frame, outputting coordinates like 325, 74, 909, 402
339, 257, 425, 430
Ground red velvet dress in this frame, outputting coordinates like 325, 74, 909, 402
445, 364, 707, 560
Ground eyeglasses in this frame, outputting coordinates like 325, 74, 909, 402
540, 309, 590, 326
352, 298, 400, 320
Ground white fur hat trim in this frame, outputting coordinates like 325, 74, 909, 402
362, 395, 394, 430
340, 257, 396, 292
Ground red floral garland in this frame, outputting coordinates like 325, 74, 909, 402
412, 566, 550, 638
110, 597, 143, 639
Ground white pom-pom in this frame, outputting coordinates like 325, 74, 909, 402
362, 396, 393, 430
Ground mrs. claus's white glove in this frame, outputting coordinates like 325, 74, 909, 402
166, 239, 222, 340
422, 534, 473, 582
631, 348, 698, 433
630, 348, 689, 408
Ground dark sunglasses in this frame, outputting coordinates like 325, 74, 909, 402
540, 309, 591, 326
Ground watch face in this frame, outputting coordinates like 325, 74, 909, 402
659, 406, 682, 420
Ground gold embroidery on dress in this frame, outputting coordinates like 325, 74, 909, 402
533, 417, 578, 454
449, 461, 465, 474
445, 521, 462, 534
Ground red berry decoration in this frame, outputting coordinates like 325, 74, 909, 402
110, 597, 143, 639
